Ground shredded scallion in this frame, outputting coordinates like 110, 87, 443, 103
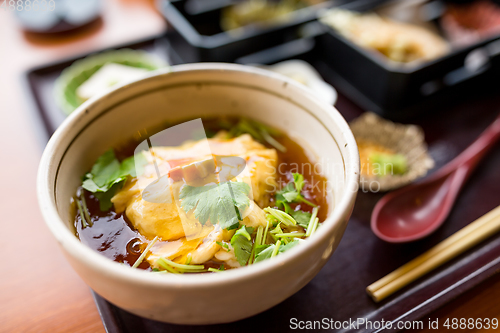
157, 259, 178, 273
74, 197, 87, 228
306, 207, 319, 237
264, 207, 296, 226
275, 233, 306, 238
79, 193, 93, 227
132, 236, 158, 269
249, 226, 264, 264
156, 257, 206, 273
271, 240, 281, 258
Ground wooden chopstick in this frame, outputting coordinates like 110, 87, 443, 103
367, 205, 500, 302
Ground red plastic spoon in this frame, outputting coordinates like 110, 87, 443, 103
371, 114, 500, 243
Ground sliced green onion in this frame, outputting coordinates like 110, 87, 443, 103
262, 220, 270, 245
237, 120, 263, 141
181, 269, 208, 273
79, 193, 93, 227
159, 258, 204, 271
157, 258, 179, 273
264, 208, 296, 226
260, 129, 287, 153
153, 270, 169, 274
271, 240, 281, 258
208, 267, 224, 273
132, 236, 158, 268
249, 226, 264, 265
310, 217, 319, 236
275, 233, 306, 238
74, 197, 87, 228
306, 207, 319, 237
185, 254, 192, 265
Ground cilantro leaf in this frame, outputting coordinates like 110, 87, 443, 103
254, 244, 274, 263
81, 149, 148, 211
179, 181, 251, 229
93, 183, 122, 211
231, 225, 254, 265
278, 239, 300, 253
81, 179, 107, 193
226, 223, 240, 230
276, 173, 316, 208
119, 153, 147, 178
90, 149, 121, 187
216, 241, 230, 252
283, 191, 299, 202
293, 173, 304, 192
290, 210, 312, 228
254, 239, 301, 264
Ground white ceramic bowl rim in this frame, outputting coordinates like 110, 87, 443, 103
37, 63, 359, 289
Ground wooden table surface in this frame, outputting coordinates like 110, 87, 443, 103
0, 1, 499, 332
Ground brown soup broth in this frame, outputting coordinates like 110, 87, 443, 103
73, 117, 329, 271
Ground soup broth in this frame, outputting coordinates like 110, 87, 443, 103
73, 117, 329, 272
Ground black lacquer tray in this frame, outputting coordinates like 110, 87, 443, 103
26, 34, 500, 333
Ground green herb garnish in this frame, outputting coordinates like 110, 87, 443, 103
249, 226, 264, 264
224, 119, 287, 153
305, 207, 319, 237
263, 207, 296, 226
254, 239, 301, 263
275, 233, 306, 238
278, 239, 300, 252
216, 241, 231, 252
208, 265, 225, 273
79, 194, 93, 227
271, 240, 281, 257
179, 181, 251, 230
132, 236, 158, 269
230, 225, 254, 266
82, 149, 147, 211
74, 196, 87, 228
276, 173, 317, 209
157, 257, 206, 273
290, 210, 312, 228
254, 244, 274, 263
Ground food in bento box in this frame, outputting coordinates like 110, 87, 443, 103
322, 8, 449, 64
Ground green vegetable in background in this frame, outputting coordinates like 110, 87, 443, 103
370, 153, 408, 176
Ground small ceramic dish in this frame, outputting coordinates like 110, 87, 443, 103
257, 60, 337, 105
54, 49, 167, 115
38, 63, 359, 324
350, 112, 434, 192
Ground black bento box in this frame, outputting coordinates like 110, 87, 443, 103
316, 0, 500, 117
158, 0, 346, 62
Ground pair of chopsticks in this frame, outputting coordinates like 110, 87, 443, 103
367, 205, 500, 302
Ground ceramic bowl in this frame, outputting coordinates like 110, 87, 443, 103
37, 63, 359, 324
